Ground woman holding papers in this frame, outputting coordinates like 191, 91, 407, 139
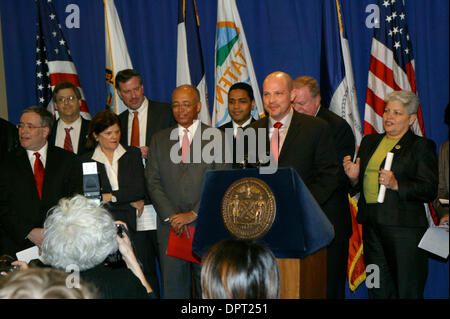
82, 110, 146, 233
343, 91, 438, 299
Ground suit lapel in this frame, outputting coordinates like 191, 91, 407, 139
279, 112, 301, 161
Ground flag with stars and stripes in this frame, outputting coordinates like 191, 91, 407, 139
176, 0, 211, 125
364, 0, 438, 227
35, 0, 90, 119
364, 0, 423, 136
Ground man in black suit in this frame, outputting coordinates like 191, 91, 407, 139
247, 71, 339, 206
115, 69, 175, 297
292, 76, 355, 299
0, 106, 82, 256
219, 82, 256, 167
48, 82, 90, 155
0, 117, 19, 161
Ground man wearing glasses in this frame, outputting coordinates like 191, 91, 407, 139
0, 106, 82, 257
48, 81, 90, 155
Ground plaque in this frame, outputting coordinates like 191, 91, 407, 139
221, 177, 276, 240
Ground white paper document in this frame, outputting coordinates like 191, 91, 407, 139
136, 204, 157, 231
16, 246, 44, 263
418, 225, 449, 259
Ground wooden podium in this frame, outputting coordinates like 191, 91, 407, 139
192, 168, 334, 299
277, 248, 327, 299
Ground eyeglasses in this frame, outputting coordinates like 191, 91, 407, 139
56, 95, 77, 104
172, 102, 194, 108
17, 123, 45, 130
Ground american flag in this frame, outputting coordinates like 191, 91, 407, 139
364, 0, 423, 136
364, 0, 438, 226
35, 0, 90, 119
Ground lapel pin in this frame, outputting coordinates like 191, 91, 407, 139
395, 145, 401, 150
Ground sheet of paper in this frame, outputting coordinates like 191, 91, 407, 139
136, 204, 157, 231
418, 225, 449, 259
439, 198, 449, 205
16, 246, 44, 263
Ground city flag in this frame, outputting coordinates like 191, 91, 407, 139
104, 0, 133, 115
35, 0, 90, 119
177, 0, 211, 125
212, 0, 264, 127
364, 0, 438, 226
320, 0, 365, 292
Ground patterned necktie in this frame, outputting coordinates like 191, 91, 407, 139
131, 111, 140, 147
33, 152, 45, 199
64, 127, 74, 152
271, 122, 283, 162
182, 129, 190, 164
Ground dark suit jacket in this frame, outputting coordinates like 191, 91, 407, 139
80, 146, 145, 231
0, 146, 83, 255
219, 118, 255, 167
247, 111, 339, 206
48, 117, 90, 155
352, 130, 438, 227
316, 107, 356, 240
0, 118, 19, 162
118, 99, 176, 149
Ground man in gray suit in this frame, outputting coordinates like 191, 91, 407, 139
146, 85, 230, 298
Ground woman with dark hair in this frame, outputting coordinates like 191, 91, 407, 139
82, 110, 145, 232
201, 239, 280, 299
343, 91, 438, 299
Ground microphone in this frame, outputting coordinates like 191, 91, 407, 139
82, 162, 101, 202
377, 152, 394, 203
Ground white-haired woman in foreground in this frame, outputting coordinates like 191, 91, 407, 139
41, 195, 155, 299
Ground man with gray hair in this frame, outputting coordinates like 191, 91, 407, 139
292, 75, 355, 299
0, 106, 82, 256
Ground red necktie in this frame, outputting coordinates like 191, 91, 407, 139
33, 152, 44, 199
64, 127, 74, 152
182, 129, 190, 164
131, 111, 140, 147
271, 122, 283, 162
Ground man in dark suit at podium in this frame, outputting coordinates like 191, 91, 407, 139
0, 106, 82, 256
48, 82, 90, 155
292, 76, 355, 299
219, 82, 256, 167
247, 71, 339, 207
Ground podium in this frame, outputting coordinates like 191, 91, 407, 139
192, 167, 335, 298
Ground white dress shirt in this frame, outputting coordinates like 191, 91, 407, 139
55, 116, 82, 153
232, 116, 253, 137
268, 107, 294, 153
91, 144, 126, 191
26, 142, 48, 172
127, 98, 148, 147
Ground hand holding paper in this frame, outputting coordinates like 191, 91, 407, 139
377, 152, 394, 203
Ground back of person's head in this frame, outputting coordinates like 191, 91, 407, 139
42, 195, 118, 271
0, 267, 97, 299
201, 239, 280, 299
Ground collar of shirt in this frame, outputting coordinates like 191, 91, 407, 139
56, 116, 82, 152
269, 107, 293, 133
314, 105, 321, 117
27, 142, 49, 171
92, 144, 126, 191
127, 98, 148, 146
178, 119, 200, 145
232, 117, 253, 137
